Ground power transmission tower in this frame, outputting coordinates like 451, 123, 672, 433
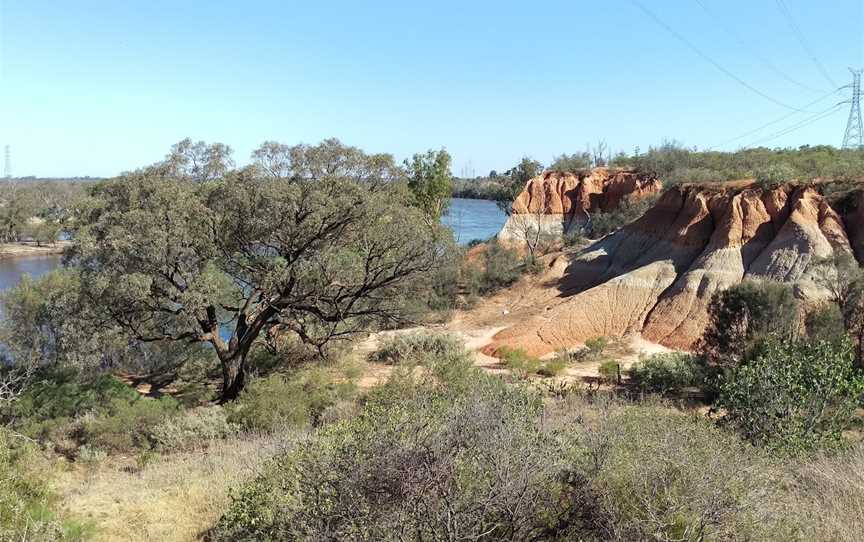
3, 146, 10, 180
842, 68, 863, 150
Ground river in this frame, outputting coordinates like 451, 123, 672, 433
0, 198, 506, 294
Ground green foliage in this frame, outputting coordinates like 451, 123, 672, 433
213, 350, 795, 542
700, 280, 799, 367
3, 369, 140, 441
464, 241, 523, 295
404, 149, 454, 219
152, 406, 239, 452
805, 302, 847, 343
0, 429, 85, 541
495, 157, 543, 214
537, 356, 568, 377
627, 352, 705, 394
369, 332, 465, 365
623, 141, 864, 186
68, 139, 452, 400
212, 368, 584, 542
754, 163, 799, 190
588, 194, 658, 238
718, 339, 864, 455
584, 405, 791, 541
497, 346, 543, 376
598, 360, 621, 384
227, 369, 356, 433
583, 336, 609, 358
82, 395, 181, 453
550, 151, 591, 172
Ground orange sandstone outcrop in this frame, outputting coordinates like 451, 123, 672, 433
497, 168, 662, 242
487, 182, 861, 356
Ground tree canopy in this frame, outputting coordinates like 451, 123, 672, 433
61, 140, 452, 400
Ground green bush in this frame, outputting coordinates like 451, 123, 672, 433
0, 429, 85, 541
718, 339, 864, 456
212, 370, 593, 541
227, 369, 356, 433
598, 360, 621, 384
497, 346, 542, 376
588, 194, 658, 238
152, 406, 239, 452
582, 405, 794, 541
754, 163, 798, 190
701, 280, 799, 367
3, 369, 140, 441
369, 332, 465, 365
583, 336, 609, 359
82, 395, 181, 453
476, 242, 522, 294
627, 352, 704, 394
537, 357, 569, 377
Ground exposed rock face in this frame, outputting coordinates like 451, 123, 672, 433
497, 168, 662, 242
487, 183, 860, 356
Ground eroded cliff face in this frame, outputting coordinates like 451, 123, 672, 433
496, 168, 662, 242
487, 183, 862, 356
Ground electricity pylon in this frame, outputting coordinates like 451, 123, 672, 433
842, 68, 863, 150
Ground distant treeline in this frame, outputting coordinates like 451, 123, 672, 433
454, 142, 864, 201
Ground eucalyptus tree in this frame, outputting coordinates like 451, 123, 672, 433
68, 141, 451, 401
404, 149, 454, 221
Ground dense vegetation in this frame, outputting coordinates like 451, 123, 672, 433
4, 139, 864, 540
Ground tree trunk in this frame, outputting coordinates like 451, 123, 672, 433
219, 351, 247, 403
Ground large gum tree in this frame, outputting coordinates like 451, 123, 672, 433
68, 141, 451, 401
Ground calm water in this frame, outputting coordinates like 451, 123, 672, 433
0, 255, 62, 292
442, 198, 507, 244
0, 199, 506, 294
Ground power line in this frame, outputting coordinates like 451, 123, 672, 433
774, 0, 838, 89
631, 0, 812, 112
744, 103, 844, 147
708, 87, 843, 150
842, 68, 863, 149
694, 0, 820, 93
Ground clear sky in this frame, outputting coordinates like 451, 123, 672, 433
1, 0, 863, 177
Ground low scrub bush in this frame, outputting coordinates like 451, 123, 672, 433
82, 395, 181, 453
497, 346, 543, 376
369, 332, 465, 365
718, 338, 864, 456
212, 369, 594, 541
627, 352, 704, 394
0, 429, 85, 541
598, 360, 621, 384
152, 406, 239, 452
227, 367, 356, 433
581, 404, 794, 541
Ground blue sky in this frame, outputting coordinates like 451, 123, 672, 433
1, 0, 862, 177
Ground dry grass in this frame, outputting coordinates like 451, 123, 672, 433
54, 431, 301, 542
790, 446, 864, 541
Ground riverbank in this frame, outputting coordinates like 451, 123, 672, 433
0, 241, 69, 258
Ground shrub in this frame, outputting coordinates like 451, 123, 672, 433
700, 280, 799, 367
4, 369, 141, 441
0, 429, 78, 540
598, 360, 621, 384
588, 194, 658, 238
582, 405, 794, 541
497, 346, 542, 376
718, 339, 864, 456
227, 368, 356, 433
212, 370, 596, 541
82, 395, 181, 453
627, 352, 704, 394
477, 242, 522, 293
754, 163, 798, 190
537, 357, 569, 377
152, 406, 239, 452
369, 332, 465, 365
584, 336, 609, 358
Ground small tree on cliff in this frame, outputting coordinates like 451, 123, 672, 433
496, 158, 543, 215
68, 142, 450, 401
404, 149, 454, 221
